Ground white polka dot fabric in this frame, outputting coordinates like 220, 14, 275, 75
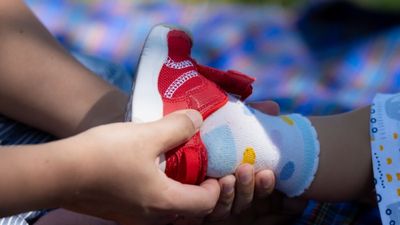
370, 93, 400, 225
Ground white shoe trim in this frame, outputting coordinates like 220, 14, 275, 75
130, 25, 170, 123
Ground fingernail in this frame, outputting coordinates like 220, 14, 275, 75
239, 172, 252, 185
185, 110, 203, 130
222, 183, 234, 195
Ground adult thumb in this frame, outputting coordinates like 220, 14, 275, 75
145, 109, 203, 156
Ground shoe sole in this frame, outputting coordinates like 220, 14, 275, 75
127, 25, 170, 124
127, 25, 190, 171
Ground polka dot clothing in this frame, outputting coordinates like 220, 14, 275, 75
371, 93, 400, 225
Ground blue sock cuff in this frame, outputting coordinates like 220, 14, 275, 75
286, 114, 320, 196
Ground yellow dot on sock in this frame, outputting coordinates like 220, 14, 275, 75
387, 174, 393, 182
380, 145, 384, 151
242, 147, 256, 165
397, 173, 400, 181
387, 158, 393, 165
371, 136, 375, 142
280, 116, 294, 126
397, 189, 400, 197
394, 133, 399, 140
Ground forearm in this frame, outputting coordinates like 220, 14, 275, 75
0, 142, 79, 216
0, 0, 128, 137
303, 106, 373, 201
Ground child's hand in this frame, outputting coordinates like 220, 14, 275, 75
59, 110, 220, 225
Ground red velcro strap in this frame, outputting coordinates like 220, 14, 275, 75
165, 132, 207, 185
196, 64, 255, 101
182, 147, 201, 184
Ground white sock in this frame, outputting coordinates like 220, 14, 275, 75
200, 96, 320, 197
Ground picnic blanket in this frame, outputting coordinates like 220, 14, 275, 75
25, 0, 400, 116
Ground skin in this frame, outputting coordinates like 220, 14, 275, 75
0, 0, 129, 138
305, 106, 373, 201
0, 110, 221, 224
205, 104, 374, 225
0, 0, 273, 223
0, 0, 375, 223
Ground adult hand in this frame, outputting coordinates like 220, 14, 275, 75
60, 110, 220, 225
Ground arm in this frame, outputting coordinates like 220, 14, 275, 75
0, 0, 128, 137
0, 110, 221, 224
304, 106, 373, 201
0, 0, 271, 221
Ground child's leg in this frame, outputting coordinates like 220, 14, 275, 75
202, 100, 373, 200
305, 107, 372, 201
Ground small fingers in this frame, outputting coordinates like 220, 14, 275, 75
207, 175, 236, 221
254, 170, 275, 198
233, 164, 255, 214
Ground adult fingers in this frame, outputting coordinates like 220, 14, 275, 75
145, 110, 203, 156
207, 175, 236, 221
233, 164, 255, 214
248, 101, 280, 116
165, 178, 220, 218
254, 170, 275, 198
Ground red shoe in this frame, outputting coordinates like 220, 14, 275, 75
126, 24, 255, 184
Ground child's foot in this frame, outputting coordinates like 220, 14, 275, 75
127, 24, 320, 196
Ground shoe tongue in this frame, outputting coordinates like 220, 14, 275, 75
159, 30, 228, 119
167, 30, 192, 59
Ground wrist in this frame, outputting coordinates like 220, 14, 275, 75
38, 139, 85, 208
54, 133, 116, 210
51, 136, 99, 208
